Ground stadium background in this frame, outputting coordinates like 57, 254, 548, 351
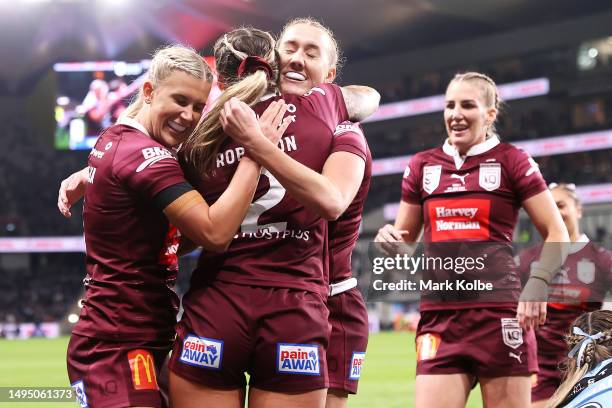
1, 0, 612, 406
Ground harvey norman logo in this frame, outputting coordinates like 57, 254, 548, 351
429, 198, 491, 241
277, 344, 320, 376
434, 206, 480, 232
179, 335, 223, 370
136, 147, 175, 173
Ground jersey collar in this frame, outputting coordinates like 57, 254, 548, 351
117, 116, 150, 137
568, 233, 590, 254
442, 136, 500, 170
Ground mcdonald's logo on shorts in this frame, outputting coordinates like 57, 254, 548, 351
127, 349, 159, 391
416, 333, 441, 361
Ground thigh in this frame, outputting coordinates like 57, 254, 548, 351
67, 333, 170, 408
169, 281, 250, 390
327, 288, 369, 395
480, 375, 531, 408
415, 374, 473, 408
249, 287, 331, 393
249, 387, 327, 408
169, 370, 245, 408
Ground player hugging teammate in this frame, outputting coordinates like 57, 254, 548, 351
59, 19, 378, 408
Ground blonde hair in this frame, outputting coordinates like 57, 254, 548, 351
278, 17, 344, 73
549, 182, 581, 205
119, 44, 213, 121
448, 72, 502, 138
182, 27, 278, 176
547, 310, 612, 408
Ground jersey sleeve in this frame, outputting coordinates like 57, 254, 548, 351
401, 154, 422, 204
509, 146, 548, 202
299, 83, 349, 128
330, 122, 367, 161
114, 143, 188, 200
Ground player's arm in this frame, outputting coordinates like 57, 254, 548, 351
167, 101, 292, 252
243, 146, 364, 221
58, 167, 89, 218
340, 86, 380, 122
518, 190, 570, 330
221, 98, 364, 220
162, 156, 262, 253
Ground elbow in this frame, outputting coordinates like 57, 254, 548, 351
320, 200, 346, 221
195, 232, 233, 253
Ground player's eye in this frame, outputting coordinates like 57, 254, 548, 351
194, 103, 205, 113
174, 96, 188, 106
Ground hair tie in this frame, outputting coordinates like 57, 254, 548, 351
568, 327, 604, 367
237, 56, 273, 80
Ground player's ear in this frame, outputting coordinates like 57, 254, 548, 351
325, 66, 336, 83
142, 81, 154, 103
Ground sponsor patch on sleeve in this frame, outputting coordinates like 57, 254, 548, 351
349, 352, 366, 380
277, 343, 321, 376
179, 334, 223, 370
71, 380, 89, 408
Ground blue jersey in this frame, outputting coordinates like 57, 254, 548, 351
561, 358, 612, 408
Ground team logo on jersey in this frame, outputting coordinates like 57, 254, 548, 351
136, 147, 175, 173
416, 333, 441, 361
479, 163, 501, 191
127, 349, 159, 390
422, 165, 441, 194
501, 318, 523, 349
349, 352, 366, 380
428, 198, 491, 242
334, 123, 358, 136
577, 259, 596, 284
277, 344, 320, 375
179, 335, 223, 370
71, 380, 89, 408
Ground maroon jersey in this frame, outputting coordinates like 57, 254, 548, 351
518, 237, 612, 352
401, 137, 548, 310
328, 122, 371, 283
186, 84, 351, 296
75, 121, 187, 342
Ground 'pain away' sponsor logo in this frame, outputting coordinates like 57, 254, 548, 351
179, 335, 223, 370
349, 352, 366, 380
136, 147, 175, 173
428, 198, 491, 242
277, 344, 320, 376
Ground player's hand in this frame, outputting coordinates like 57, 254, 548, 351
258, 99, 293, 145
374, 224, 412, 256
220, 97, 262, 146
517, 277, 549, 330
58, 168, 88, 218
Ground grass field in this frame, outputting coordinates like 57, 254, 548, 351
0, 332, 484, 407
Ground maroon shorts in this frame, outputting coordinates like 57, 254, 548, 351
416, 307, 538, 378
169, 281, 330, 392
327, 287, 369, 394
67, 333, 171, 408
